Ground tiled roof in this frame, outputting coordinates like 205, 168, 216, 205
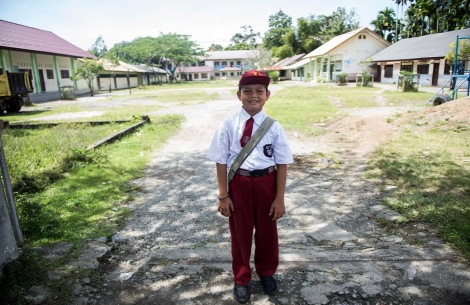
203, 50, 260, 60
270, 53, 306, 69
176, 66, 213, 73
0, 19, 95, 58
371, 28, 470, 62
304, 27, 390, 58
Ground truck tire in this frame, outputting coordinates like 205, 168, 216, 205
432, 94, 452, 107
7, 97, 22, 113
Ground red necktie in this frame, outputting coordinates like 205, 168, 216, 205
240, 117, 254, 147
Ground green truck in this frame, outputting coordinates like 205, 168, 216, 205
0, 71, 34, 114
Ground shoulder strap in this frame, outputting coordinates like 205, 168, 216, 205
228, 117, 276, 183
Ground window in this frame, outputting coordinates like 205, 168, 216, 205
201, 73, 208, 78
194, 73, 199, 79
60, 70, 70, 78
400, 63, 413, 73
237, 61, 241, 65
215, 61, 220, 66
230, 61, 234, 66
444, 63, 451, 75
384, 65, 393, 78
215, 72, 220, 76
231, 72, 234, 76
358, 34, 366, 39
221, 61, 227, 66
417, 64, 429, 74
46, 69, 54, 79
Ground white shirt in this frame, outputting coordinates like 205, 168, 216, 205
207, 107, 294, 170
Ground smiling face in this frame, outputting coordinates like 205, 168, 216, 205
237, 85, 270, 116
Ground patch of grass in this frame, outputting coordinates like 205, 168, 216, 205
147, 90, 220, 103
266, 86, 393, 135
366, 125, 470, 261
4, 115, 183, 246
0, 249, 50, 305
265, 87, 341, 135
331, 86, 379, 108
381, 90, 434, 106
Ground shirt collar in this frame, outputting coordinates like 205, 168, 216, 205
240, 107, 266, 125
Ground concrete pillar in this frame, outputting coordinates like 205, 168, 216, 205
30, 53, 41, 93
0, 50, 7, 72
53, 56, 61, 91
70, 58, 77, 89
313, 58, 317, 81
326, 55, 331, 82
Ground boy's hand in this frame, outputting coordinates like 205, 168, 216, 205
218, 197, 234, 217
269, 198, 285, 220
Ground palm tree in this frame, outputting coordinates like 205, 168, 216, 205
371, 7, 397, 42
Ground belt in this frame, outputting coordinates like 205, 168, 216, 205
235, 166, 275, 177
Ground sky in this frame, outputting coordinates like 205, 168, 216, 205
0, 0, 406, 51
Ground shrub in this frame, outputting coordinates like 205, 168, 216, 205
269, 71, 279, 84
337, 73, 347, 86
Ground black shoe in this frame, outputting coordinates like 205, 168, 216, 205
260, 276, 277, 295
234, 284, 250, 304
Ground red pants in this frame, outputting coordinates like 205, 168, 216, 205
228, 170, 278, 286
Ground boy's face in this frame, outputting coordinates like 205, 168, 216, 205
237, 85, 270, 116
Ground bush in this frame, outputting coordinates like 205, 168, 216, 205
269, 71, 279, 84
399, 71, 418, 92
316, 77, 326, 83
337, 73, 347, 86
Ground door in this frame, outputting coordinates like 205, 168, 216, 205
432, 63, 440, 86
38, 69, 46, 92
376, 66, 382, 82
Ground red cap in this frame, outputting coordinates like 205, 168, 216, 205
238, 70, 270, 87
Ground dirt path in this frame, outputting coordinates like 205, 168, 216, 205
36, 84, 470, 305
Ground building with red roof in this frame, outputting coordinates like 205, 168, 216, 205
0, 19, 96, 101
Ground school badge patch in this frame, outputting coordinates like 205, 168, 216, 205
263, 144, 273, 158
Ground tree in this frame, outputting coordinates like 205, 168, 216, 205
231, 25, 260, 47
370, 7, 397, 42
71, 58, 103, 96
225, 42, 254, 50
245, 45, 273, 70
319, 7, 360, 42
263, 10, 293, 49
88, 36, 108, 58
207, 43, 223, 51
157, 33, 203, 81
398, 0, 469, 38
296, 16, 323, 53
108, 33, 202, 82
445, 40, 470, 67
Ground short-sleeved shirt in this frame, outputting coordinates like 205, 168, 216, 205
207, 107, 294, 170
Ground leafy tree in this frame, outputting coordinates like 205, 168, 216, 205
88, 36, 108, 58
272, 44, 294, 59
225, 42, 254, 50
245, 45, 273, 70
71, 58, 103, 96
207, 43, 223, 51
263, 10, 293, 49
108, 33, 202, 82
296, 16, 323, 53
231, 25, 260, 47
319, 7, 360, 42
445, 41, 470, 66
398, 0, 469, 38
370, 7, 397, 42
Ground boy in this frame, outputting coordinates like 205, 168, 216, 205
207, 70, 293, 303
